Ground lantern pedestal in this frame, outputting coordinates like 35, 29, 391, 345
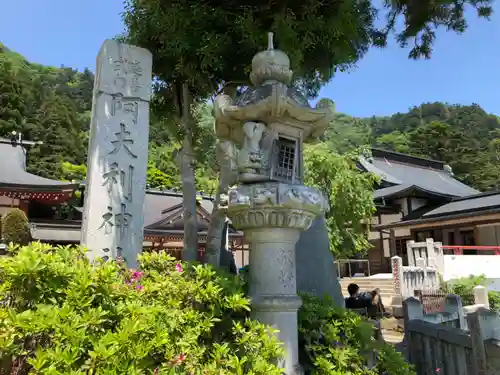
227, 182, 327, 374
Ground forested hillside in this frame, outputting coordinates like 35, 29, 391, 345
1, 42, 499, 192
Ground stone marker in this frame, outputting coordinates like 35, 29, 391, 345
296, 215, 344, 307
81, 40, 152, 268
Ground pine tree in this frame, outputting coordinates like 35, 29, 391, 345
0, 61, 27, 136
27, 95, 85, 178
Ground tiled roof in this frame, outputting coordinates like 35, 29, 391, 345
362, 149, 479, 198
423, 191, 500, 218
0, 139, 77, 191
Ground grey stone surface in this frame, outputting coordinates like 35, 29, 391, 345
81, 40, 152, 268
296, 215, 345, 307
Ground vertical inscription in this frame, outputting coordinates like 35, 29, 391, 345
113, 44, 144, 94
81, 40, 152, 267
110, 122, 138, 158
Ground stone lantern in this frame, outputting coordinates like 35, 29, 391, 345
213, 33, 335, 374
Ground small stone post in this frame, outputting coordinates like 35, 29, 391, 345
474, 285, 490, 309
391, 256, 404, 316
81, 40, 152, 268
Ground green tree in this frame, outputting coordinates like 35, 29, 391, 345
123, 0, 491, 264
304, 143, 377, 258
60, 161, 87, 182
0, 61, 27, 135
323, 113, 372, 153
122, 0, 378, 262
27, 95, 86, 178
374, 131, 410, 153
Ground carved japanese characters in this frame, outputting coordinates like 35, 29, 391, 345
81, 40, 152, 268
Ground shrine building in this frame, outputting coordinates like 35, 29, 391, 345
0, 138, 245, 265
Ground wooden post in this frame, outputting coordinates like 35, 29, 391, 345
467, 309, 487, 375
389, 228, 397, 257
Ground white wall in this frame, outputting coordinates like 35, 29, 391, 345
443, 255, 500, 291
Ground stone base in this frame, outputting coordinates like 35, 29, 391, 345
226, 181, 328, 375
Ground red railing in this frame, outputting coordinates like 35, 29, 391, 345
441, 245, 500, 256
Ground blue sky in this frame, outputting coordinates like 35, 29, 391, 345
1, 0, 498, 117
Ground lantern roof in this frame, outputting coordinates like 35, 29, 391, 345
213, 33, 335, 144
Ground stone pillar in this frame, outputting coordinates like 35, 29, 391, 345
227, 182, 327, 375
246, 228, 303, 374
391, 256, 404, 317
81, 40, 152, 268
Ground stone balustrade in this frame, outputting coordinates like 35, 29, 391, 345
391, 255, 440, 310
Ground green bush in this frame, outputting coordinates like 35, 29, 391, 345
1, 208, 31, 246
444, 274, 500, 312
299, 294, 415, 375
0, 243, 283, 374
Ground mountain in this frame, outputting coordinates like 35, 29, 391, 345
1, 43, 498, 192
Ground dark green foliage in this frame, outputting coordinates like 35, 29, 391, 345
0, 61, 27, 134
298, 294, 414, 374
123, 0, 376, 100
27, 95, 86, 178
0, 243, 284, 374
1, 208, 31, 245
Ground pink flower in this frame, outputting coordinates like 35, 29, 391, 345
436, 369, 441, 373
131, 271, 144, 281
135, 284, 144, 291
175, 263, 183, 272
154, 368, 159, 375
178, 353, 186, 362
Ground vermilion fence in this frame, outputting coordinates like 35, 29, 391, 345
441, 245, 500, 255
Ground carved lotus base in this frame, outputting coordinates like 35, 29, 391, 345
226, 182, 328, 231
229, 208, 316, 231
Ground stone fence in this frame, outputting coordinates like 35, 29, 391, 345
391, 255, 440, 300
403, 294, 500, 375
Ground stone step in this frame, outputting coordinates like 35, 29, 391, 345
381, 329, 404, 344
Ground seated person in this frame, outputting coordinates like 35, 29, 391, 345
346, 284, 391, 319
345, 283, 371, 310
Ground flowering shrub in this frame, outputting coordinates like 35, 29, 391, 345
0, 243, 283, 374
299, 294, 415, 375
